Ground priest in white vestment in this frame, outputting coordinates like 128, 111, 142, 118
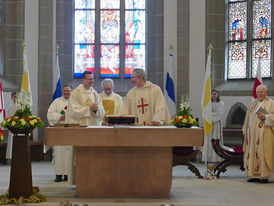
202, 89, 225, 163
122, 68, 170, 126
47, 84, 72, 182
66, 71, 105, 184
5, 92, 17, 159
66, 71, 105, 126
242, 85, 274, 183
99, 78, 123, 120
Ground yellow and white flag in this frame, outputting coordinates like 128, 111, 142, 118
20, 43, 33, 106
201, 45, 213, 136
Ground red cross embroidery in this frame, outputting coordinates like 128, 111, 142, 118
137, 98, 149, 114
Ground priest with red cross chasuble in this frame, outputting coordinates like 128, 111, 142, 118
122, 68, 170, 126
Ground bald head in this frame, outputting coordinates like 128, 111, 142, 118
256, 84, 268, 102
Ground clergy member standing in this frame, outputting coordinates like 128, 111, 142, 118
47, 84, 72, 182
242, 84, 274, 183
100, 78, 123, 120
66, 71, 105, 184
5, 92, 17, 159
66, 71, 105, 125
122, 68, 170, 126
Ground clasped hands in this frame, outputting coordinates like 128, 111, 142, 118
90, 103, 98, 112
257, 112, 266, 121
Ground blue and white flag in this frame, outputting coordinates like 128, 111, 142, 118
164, 52, 176, 118
52, 51, 62, 101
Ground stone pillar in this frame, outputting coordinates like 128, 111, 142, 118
189, 0, 205, 122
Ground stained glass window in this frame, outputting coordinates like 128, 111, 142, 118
125, 44, 145, 77
75, 0, 95, 9
252, 40, 271, 78
228, 2, 247, 41
100, 10, 120, 44
101, 0, 120, 9
253, 0, 271, 39
126, 0, 145, 9
74, 0, 146, 78
125, 11, 146, 43
228, 42, 247, 79
227, 0, 272, 80
100, 45, 120, 77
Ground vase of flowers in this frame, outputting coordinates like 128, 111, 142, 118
171, 95, 198, 128
1, 92, 44, 135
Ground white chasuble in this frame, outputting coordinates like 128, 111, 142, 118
122, 81, 170, 126
47, 96, 70, 175
242, 98, 274, 178
66, 84, 105, 126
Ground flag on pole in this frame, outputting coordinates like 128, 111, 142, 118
164, 51, 176, 118
201, 44, 213, 137
20, 43, 33, 106
52, 47, 62, 102
252, 48, 263, 99
0, 76, 6, 122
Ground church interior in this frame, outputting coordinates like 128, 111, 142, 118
1, 0, 274, 205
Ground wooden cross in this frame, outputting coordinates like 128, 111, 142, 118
137, 98, 148, 114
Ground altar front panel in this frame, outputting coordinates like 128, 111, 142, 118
45, 127, 204, 198
75, 146, 172, 198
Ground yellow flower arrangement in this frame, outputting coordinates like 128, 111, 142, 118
170, 96, 198, 128
0, 93, 44, 134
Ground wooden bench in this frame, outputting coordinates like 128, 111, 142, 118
0, 130, 43, 164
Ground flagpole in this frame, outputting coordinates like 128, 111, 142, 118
201, 43, 213, 178
206, 43, 212, 168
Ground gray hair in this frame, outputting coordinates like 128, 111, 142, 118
101, 78, 114, 88
132, 68, 146, 80
63, 83, 73, 90
256, 84, 268, 92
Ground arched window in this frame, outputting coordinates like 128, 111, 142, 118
227, 0, 272, 79
74, 0, 146, 78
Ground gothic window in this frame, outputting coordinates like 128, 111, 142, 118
74, 0, 146, 78
227, 0, 272, 79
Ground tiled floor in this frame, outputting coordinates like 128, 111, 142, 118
0, 161, 274, 206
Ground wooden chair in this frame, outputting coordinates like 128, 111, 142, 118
211, 139, 244, 178
172, 147, 203, 178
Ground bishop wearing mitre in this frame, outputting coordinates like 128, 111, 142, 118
122, 68, 170, 126
99, 78, 123, 120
